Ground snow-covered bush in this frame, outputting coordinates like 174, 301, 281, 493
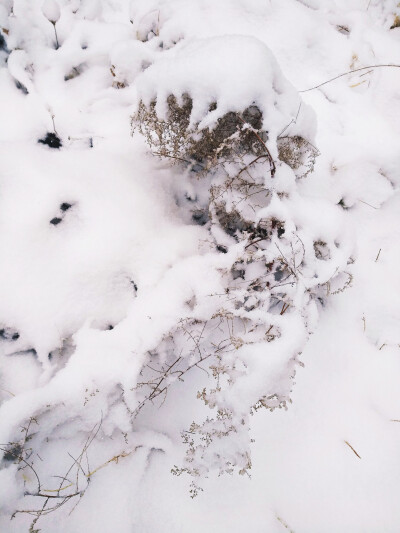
2, 0, 400, 529
0, 2, 357, 529
131, 34, 352, 488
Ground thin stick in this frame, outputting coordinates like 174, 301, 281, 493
52, 23, 60, 49
0, 446, 42, 493
236, 115, 276, 177
51, 114, 58, 136
280, 302, 290, 315
277, 102, 302, 138
245, 237, 267, 250
0, 387, 15, 396
344, 440, 361, 459
359, 199, 378, 209
276, 514, 294, 532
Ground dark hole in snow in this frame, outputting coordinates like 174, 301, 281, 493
274, 267, 284, 281
190, 161, 205, 174
277, 226, 285, 238
48, 338, 74, 361
232, 267, 245, 280
192, 209, 209, 226
242, 105, 263, 129
0, 328, 20, 341
15, 80, 28, 94
64, 66, 81, 81
2, 444, 23, 462
216, 209, 254, 238
338, 198, 349, 210
390, 16, 400, 29
108, 325, 114, 330
336, 25, 350, 35
184, 191, 197, 202
131, 280, 138, 292
14, 348, 37, 357
0, 33, 7, 52
38, 132, 62, 149
60, 202, 72, 212
216, 245, 228, 253
50, 217, 62, 225
244, 296, 256, 312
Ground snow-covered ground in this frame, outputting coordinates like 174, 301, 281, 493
1, 0, 400, 531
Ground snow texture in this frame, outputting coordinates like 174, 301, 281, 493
0, 0, 400, 532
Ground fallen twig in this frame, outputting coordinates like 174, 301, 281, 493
344, 440, 361, 459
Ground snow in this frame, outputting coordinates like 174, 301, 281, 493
134, 34, 316, 144
42, 0, 61, 24
1, 0, 400, 532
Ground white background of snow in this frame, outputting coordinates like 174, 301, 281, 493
1, 0, 400, 531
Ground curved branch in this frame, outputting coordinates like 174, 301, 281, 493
299, 64, 400, 93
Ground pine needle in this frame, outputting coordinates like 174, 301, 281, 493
344, 440, 361, 459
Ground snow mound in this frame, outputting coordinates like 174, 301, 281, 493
135, 35, 316, 145
42, 0, 61, 24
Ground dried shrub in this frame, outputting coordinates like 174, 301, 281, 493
314, 240, 331, 261
277, 135, 319, 179
134, 312, 282, 480
390, 15, 400, 29
133, 95, 268, 171
131, 91, 349, 492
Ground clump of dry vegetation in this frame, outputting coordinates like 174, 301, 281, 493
133, 95, 272, 172
277, 135, 319, 179
131, 92, 349, 491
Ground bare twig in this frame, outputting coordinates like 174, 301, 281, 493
276, 514, 295, 532
344, 440, 361, 459
359, 199, 378, 209
236, 115, 276, 177
10, 416, 103, 528
277, 102, 302, 138
51, 22, 60, 49
280, 302, 290, 315
300, 64, 400, 93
